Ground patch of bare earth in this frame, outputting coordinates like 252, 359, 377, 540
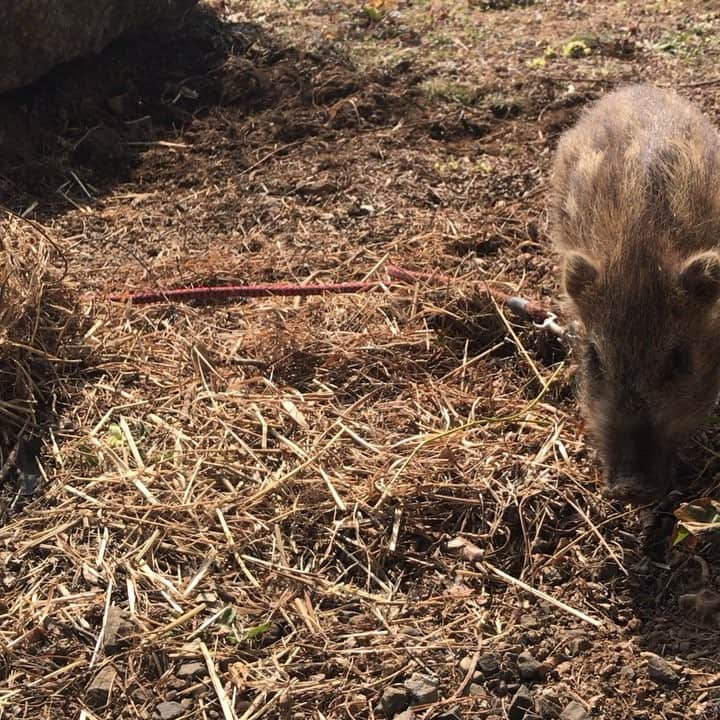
2, 1, 720, 718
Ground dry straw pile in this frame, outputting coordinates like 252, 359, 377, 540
0, 212, 81, 436
0, 215, 630, 719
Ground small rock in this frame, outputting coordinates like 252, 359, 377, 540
517, 651, 546, 682
536, 689, 562, 719
87, 665, 117, 708
404, 672, 439, 705
381, 686, 411, 717
646, 653, 679, 687
394, 710, 414, 720
177, 662, 205, 680
599, 663, 615, 679
157, 701, 184, 720
559, 701, 588, 720
476, 653, 501, 676
509, 685, 533, 720
619, 666, 635, 682
131, 688, 148, 704
103, 605, 134, 650
468, 683, 486, 698
567, 636, 591, 656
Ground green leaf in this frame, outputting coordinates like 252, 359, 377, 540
218, 606, 236, 626
672, 526, 690, 546
673, 497, 720, 548
362, 5, 383, 21
245, 622, 271, 640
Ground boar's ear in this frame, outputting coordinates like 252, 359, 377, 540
563, 252, 599, 305
679, 251, 720, 304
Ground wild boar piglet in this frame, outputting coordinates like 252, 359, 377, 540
551, 83, 720, 503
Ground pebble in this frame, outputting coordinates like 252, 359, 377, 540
536, 689, 562, 719
404, 672, 439, 705
646, 653, 679, 686
509, 685, 533, 720
599, 663, 615, 679
567, 636, 591, 656
394, 710, 414, 720
382, 686, 411, 717
157, 702, 185, 720
559, 701, 589, 720
177, 662, 205, 680
87, 665, 117, 708
517, 651, 546, 682
459, 654, 482, 680
102, 605, 134, 650
476, 652, 501, 675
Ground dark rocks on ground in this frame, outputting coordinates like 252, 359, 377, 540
476, 652, 501, 676
646, 653, 680, 687
382, 686, 411, 717
102, 605, 134, 650
157, 701, 185, 720
87, 665, 117, 708
509, 685, 534, 720
404, 672, 439, 705
565, 634, 592, 657
536, 688, 563, 719
517, 651, 546, 682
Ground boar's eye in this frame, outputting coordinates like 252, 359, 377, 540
667, 345, 691, 380
585, 342, 603, 380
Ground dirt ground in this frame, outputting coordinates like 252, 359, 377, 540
3, 1, 720, 718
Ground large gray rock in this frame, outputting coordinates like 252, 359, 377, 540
0, 0, 199, 93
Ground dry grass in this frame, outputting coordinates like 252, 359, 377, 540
0, 233, 616, 718
0, 212, 81, 433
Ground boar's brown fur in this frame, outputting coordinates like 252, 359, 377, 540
550, 84, 720, 502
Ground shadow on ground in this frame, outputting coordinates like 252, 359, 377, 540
0, 6, 297, 217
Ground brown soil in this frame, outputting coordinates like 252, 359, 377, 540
2, 1, 720, 718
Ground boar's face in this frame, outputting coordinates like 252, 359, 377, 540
563, 248, 720, 503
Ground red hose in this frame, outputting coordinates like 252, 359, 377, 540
107, 263, 562, 335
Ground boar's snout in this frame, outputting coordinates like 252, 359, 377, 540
603, 466, 673, 504
598, 420, 675, 504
